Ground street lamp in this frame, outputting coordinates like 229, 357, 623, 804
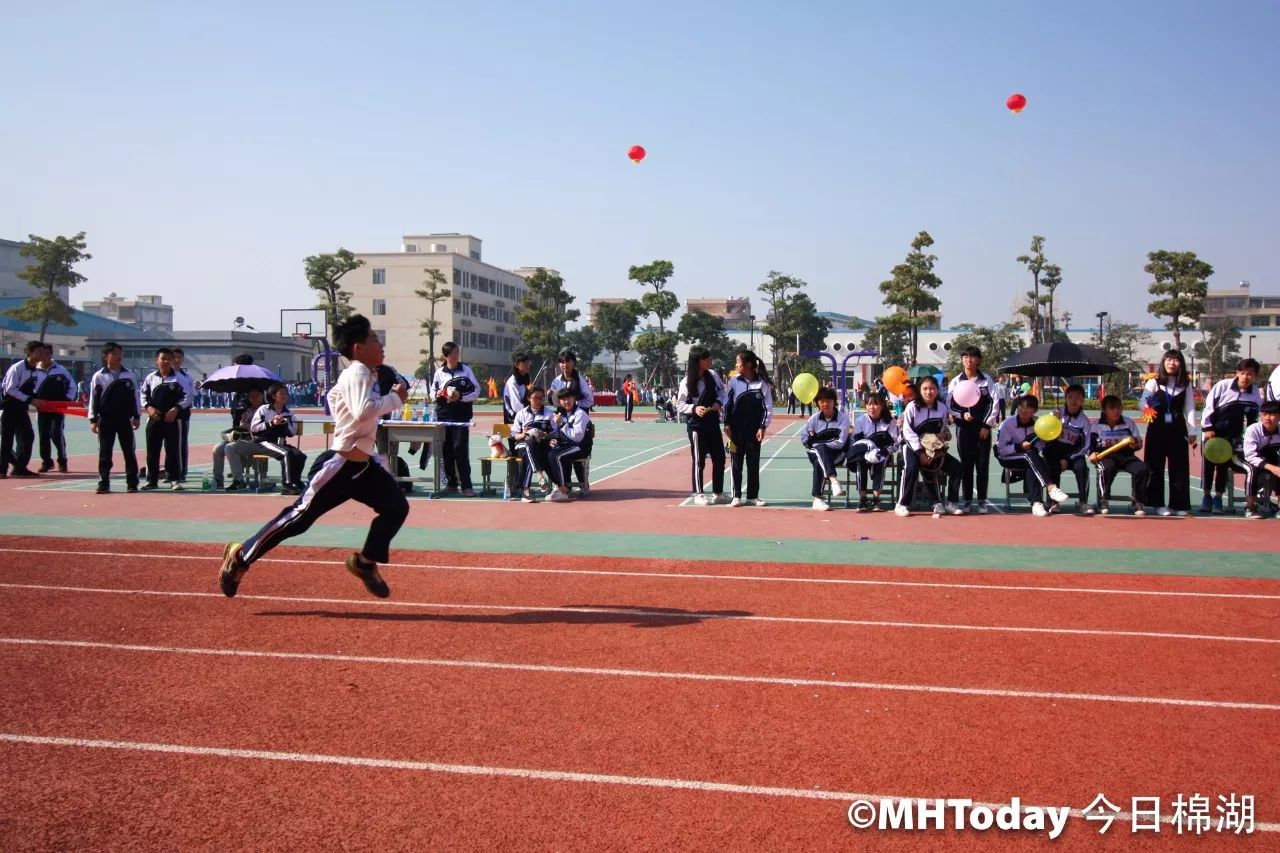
1096, 311, 1109, 339
749, 314, 756, 352
1248, 334, 1256, 358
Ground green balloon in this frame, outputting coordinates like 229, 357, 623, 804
1203, 437, 1233, 465
1020, 382, 1032, 393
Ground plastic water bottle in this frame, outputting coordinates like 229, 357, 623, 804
402, 402, 412, 421
502, 480, 512, 501
201, 476, 211, 491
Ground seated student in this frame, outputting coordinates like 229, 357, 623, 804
995, 395, 1071, 517
1199, 358, 1263, 514
244, 383, 307, 495
1089, 394, 1150, 515
1242, 400, 1280, 519
848, 391, 899, 512
895, 376, 962, 517
213, 387, 264, 490
511, 385, 557, 503
803, 386, 849, 511
544, 384, 591, 503
1045, 384, 1094, 514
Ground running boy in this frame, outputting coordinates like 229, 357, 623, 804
219, 315, 410, 599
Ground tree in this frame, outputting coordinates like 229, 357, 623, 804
1192, 318, 1242, 381
879, 231, 942, 365
757, 270, 804, 378
562, 325, 603, 367
514, 267, 579, 381
595, 299, 643, 390
628, 259, 678, 384
1041, 263, 1063, 341
1016, 236, 1051, 344
1146, 250, 1213, 351
676, 308, 737, 373
860, 314, 914, 369
1090, 322, 1153, 394
632, 328, 679, 387
4, 232, 90, 341
945, 322, 1026, 377
304, 248, 363, 336
415, 268, 451, 379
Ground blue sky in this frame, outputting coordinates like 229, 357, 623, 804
2, 0, 1277, 333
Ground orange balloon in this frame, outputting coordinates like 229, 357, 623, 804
882, 366, 909, 396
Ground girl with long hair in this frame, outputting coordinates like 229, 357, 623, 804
675, 346, 727, 505
1140, 348, 1196, 516
724, 350, 772, 506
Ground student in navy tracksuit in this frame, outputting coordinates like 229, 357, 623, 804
503, 352, 531, 425
896, 376, 962, 516
140, 347, 191, 490
1090, 395, 1150, 515
0, 340, 45, 478
1242, 401, 1280, 519
550, 349, 595, 493
1045, 384, 1093, 513
995, 395, 1070, 516
803, 386, 850, 511
430, 341, 481, 495
545, 384, 591, 502
172, 347, 195, 481
723, 350, 773, 507
87, 341, 141, 493
848, 391, 899, 512
676, 346, 727, 506
511, 385, 557, 502
1199, 358, 1263, 514
35, 346, 77, 472
250, 383, 307, 494
946, 346, 999, 513
1140, 349, 1196, 516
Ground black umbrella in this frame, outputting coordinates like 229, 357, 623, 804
998, 342, 1117, 377
201, 364, 282, 393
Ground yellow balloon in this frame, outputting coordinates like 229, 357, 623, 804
792, 372, 819, 405
1033, 413, 1063, 442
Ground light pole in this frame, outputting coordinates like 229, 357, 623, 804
1248, 335, 1256, 359
749, 314, 756, 353
1096, 311, 1108, 339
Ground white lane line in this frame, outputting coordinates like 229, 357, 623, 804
759, 421, 806, 471
0, 546, 1276, 601
585, 438, 688, 471
589, 441, 687, 485
3, 733, 1276, 833
3, 582, 1277, 646
3, 637, 1276, 711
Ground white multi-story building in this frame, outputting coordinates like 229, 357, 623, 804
81, 292, 174, 332
343, 234, 559, 378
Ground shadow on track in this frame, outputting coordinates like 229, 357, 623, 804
254, 603, 752, 629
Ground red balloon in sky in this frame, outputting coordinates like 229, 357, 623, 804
1006, 93, 1027, 114
627, 145, 646, 164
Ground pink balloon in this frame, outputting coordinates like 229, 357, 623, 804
952, 379, 981, 409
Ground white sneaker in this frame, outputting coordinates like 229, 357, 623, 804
1133, 505, 1147, 517
1174, 510, 1188, 517
1031, 502, 1048, 517
521, 490, 536, 503
1099, 505, 1110, 515
547, 490, 570, 503
170, 481, 184, 491
728, 497, 743, 507
829, 479, 844, 498
692, 494, 712, 506
812, 497, 831, 511
1156, 506, 1173, 517
1080, 505, 1096, 516
946, 502, 965, 515
894, 504, 910, 517
748, 498, 767, 507
931, 502, 945, 515
1047, 486, 1069, 503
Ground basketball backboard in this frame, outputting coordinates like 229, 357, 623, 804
280, 308, 328, 340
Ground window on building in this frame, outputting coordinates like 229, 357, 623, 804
470, 251, 480, 260
372, 269, 386, 285
453, 268, 461, 285
372, 299, 386, 316
453, 298, 461, 312
1249, 316, 1271, 326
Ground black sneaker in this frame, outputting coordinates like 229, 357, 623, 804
126, 485, 139, 493
10, 468, 39, 478
281, 485, 300, 496
38, 462, 54, 473
218, 542, 247, 597
345, 553, 390, 598
140, 482, 160, 491
57, 463, 68, 473
95, 484, 110, 495
225, 481, 244, 492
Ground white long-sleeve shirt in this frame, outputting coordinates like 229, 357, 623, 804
328, 361, 400, 455
1140, 378, 1196, 429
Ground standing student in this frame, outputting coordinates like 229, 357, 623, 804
723, 350, 772, 507
512, 385, 556, 502
1242, 400, 1280, 519
549, 349, 595, 492
993, 375, 1010, 421
0, 340, 45, 478
803, 386, 849, 511
1140, 349, 1196, 516
219, 315, 410, 599
87, 341, 140, 494
1045, 384, 1094, 514
622, 373, 637, 423
946, 346, 999, 514
171, 347, 194, 481
995, 395, 1070, 516
545, 384, 592, 502
1199, 358, 1263, 514
896, 376, 962, 516
140, 347, 190, 490
430, 341, 480, 495
848, 391, 899, 512
35, 343, 76, 473
249, 383, 307, 495
1090, 395, 1150, 515
676, 346, 727, 505
503, 352, 531, 425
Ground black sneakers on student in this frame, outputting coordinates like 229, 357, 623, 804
218, 542, 247, 598
345, 553, 390, 598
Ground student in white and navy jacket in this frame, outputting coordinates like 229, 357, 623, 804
511, 385, 557, 502
430, 341, 481, 495
896, 376, 962, 516
1199, 358, 1263, 513
503, 352, 531, 425
544, 384, 591, 503
549, 349, 595, 491
248, 383, 307, 495
171, 347, 195, 481
87, 341, 141, 493
802, 386, 849, 511
995, 395, 1070, 516
723, 350, 773, 507
34, 347, 77, 473
848, 391, 900, 512
676, 346, 728, 505
947, 347, 1000, 512
140, 347, 192, 489
1242, 400, 1280, 518
1139, 349, 1196, 515
1045, 384, 1093, 513
1090, 395, 1150, 515
0, 340, 45, 478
